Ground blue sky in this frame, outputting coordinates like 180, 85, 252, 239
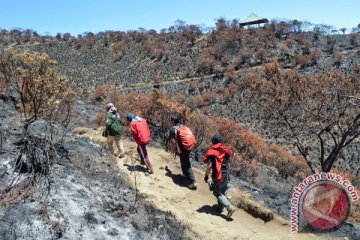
1, 0, 359, 36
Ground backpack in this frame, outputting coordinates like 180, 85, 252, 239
176, 125, 196, 150
106, 113, 123, 135
111, 119, 123, 135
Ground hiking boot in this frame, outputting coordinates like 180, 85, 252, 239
227, 207, 236, 220
188, 182, 197, 190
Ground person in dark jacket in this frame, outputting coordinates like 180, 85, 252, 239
105, 103, 124, 158
127, 113, 153, 174
170, 115, 197, 190
203, 133, 235, 220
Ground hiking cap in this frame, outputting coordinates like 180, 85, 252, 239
211, 133, 222, 144
171, 115, 180, 124
107, 103, 114, 111
126, 113, 134, 122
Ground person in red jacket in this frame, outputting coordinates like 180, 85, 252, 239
203, 133, 235, 220
126, 113, 153, 174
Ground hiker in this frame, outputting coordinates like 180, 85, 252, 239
170, 115, 197, 190
105, 103, 125, 158
203, 133, 236, 220
126, 113, 154, 174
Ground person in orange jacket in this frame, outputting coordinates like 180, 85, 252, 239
126, 113, 153, 174
170, 115, 197, 190
203, 133, 235, 220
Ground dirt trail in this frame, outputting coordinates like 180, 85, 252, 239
76, 127, 333, 240
113, 65, 262, 92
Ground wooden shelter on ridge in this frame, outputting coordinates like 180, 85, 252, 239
240, 13, 269, 28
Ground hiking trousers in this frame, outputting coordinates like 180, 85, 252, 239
137, 144, 153, 173
179, 149, 196, 184
213, 178, 235, 212
108, 135, 124, 156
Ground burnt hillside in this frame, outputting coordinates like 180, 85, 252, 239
0, 20, 359, 238
1, 20, 360, 91
1, 20, 359, 176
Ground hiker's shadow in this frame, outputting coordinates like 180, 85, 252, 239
164, 166, 188, 188
197, 204, 230, 221
123, 163, 147, 173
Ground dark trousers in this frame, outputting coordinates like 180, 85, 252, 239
137, 144, 153, 172
179, 149, 195, 184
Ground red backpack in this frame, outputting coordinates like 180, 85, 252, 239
176, 126, 196, 150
